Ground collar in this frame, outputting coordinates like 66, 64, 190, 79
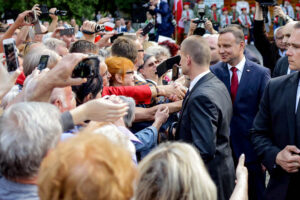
227, 56, 246, 72
134, 71, 146, 82
146, 79, 157, 86
189, 70, 210, 91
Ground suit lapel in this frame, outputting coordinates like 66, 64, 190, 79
176, 72, 214, 139
220, 63, 231, 93
285, 72, 299, 145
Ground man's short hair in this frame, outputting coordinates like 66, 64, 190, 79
219, 26, 244, 43
0, 102, 62, 179
69, 40, 98, 54
43, 38, 67, 50
181, 35, 211, 66
111, 37, 138, 63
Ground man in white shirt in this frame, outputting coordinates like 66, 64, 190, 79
251, 22, 300, 200
175, 35, 235, 200
210, 26, 270, 200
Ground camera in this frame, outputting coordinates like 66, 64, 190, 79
95, 24, 105, 33
193, 18, 206, 36
39, 5, 68, 17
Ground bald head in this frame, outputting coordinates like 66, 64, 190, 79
181, 35, 211, 66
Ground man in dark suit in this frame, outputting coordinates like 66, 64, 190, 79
210, 26, 270, 200
251, 22, 300, 200
253, 3, 287, 74
175, 35, 235, 200
149, 0, 174, 39
272, 21, 297, 77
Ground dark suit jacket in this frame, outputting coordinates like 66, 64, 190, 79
153, 1, 174, 37
251, 72, 300, 200
273, 56, 289, 78
175, 72, 235, 200
254, 20, 281, 74
210, 59, 271, 163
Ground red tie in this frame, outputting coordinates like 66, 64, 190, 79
245, 15, 248, 25
298, 12, 299, 21
187, 11, 190, 20
214, 12, 217, 21
233, 12, 236, 20
230, 67, 239, 103
226, 16, 228, 24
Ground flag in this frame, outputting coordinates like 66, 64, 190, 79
173, 0, 184, 34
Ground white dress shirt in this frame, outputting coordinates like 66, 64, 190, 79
227, 56, 246, 84
295, 80, 300, 113
189, 70, 210, 91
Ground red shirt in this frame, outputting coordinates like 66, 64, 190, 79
102, 85, 152, 105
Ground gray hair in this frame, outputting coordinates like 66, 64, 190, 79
146, 45, 171, 60
0, 102, 62, 179
0, 85, 20, 109
119, 96, 136, 127
134, 142, 217, 200
23, 47, 60, 76
50, 88, 67, 108
43, 38, 67, 51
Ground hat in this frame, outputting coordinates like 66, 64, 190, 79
250, 4, 255, 8
284, 0, 291, 2
211, 3, 217, 8
183, 2, 191, 6
231, 3, 236, 7
296, 3, 300, 7
222, 7, 228, 12
241, 8, 247, 11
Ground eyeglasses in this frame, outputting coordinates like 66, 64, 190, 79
138, 49, 144, 52
126, 71, 134, 75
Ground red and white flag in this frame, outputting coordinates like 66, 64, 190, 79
173, 0, 184, 33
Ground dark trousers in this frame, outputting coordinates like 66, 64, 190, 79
246, 162, 266, 200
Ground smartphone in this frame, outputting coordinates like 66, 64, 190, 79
141, 23, 154, 36
3, 38, 19, 72
37, 55, 49, 71
72, 57, 100, 78
110, 33, 124, 43
172, 64, 179, 81
60, 28, 75, 36
24, 10, 38, 24
156, 55, 181, 77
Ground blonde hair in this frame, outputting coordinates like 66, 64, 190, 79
134, 142, 217, 200
38, 132, 136, 200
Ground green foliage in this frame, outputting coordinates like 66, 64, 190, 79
114, 0, 140, 12
0, 0, 99, 21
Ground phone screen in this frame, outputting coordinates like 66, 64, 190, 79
3, 42, 19, 72
156, 55, 181, 77
142, 23, 154, 36
37, 55, 49, 71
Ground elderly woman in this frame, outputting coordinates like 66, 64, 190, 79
105, 56, 135, 87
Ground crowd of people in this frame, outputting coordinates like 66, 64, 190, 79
1, 0, 300, 200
